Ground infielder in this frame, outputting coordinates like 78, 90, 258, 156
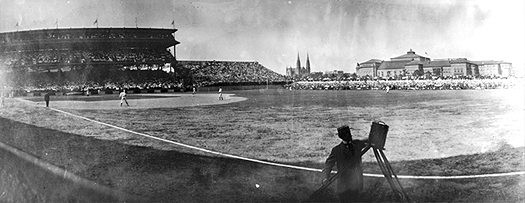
119, 90, 129, 106
218, 87, 223, 100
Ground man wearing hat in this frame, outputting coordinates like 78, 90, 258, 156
44, 92, 50, 107
322, 125, 369, 203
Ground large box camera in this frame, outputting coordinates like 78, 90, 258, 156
368, 121, 389, 149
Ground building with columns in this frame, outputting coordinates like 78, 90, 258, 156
355, 59, 382, 77
356, 49, 513, 78
474, 60, 513, 77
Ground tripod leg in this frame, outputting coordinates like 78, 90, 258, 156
374, 148, 393, 178
373, 148, 400, 198
378, 149, 410, 202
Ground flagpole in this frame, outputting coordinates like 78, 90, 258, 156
94, 18, 98, 28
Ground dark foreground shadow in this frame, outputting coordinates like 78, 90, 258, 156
0, 117, 523, 202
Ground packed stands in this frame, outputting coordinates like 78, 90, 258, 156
0, 49, 172, 67
287, 78, 523, 91
0, 59, 288, 94
0, 28, 183, 94
178, 60, 287, 86
0, 68, 181, 93
0, 28, 291, 95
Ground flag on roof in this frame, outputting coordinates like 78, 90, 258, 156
166, 46, 175, 57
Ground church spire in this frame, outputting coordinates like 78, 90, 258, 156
306, 52, 311, 74
296, 52, 301, 71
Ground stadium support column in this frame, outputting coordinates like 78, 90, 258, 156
171, 58, 177, 76
169, 29, 180, 74
173, 46, 177, 62
167, 45, 177, 71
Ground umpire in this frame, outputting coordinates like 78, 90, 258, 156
322, 125, 368, 203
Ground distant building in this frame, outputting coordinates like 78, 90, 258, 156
377, 49, 430, 78
355, 59, 382, 77
473, 60, 513, 77
390, 49, 431, 62
356, 49, 513, 78
286, 53, 311, 78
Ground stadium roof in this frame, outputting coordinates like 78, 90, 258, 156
0, 27, 178, 36
0, 27, 179, 49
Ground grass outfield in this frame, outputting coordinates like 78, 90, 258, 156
0, 89, 524, 202
30, 89, 522, 163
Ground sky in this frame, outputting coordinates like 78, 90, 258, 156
1, 0, 524, 75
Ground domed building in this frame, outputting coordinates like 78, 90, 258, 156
355, 49, 513, 78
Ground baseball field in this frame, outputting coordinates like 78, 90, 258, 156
0, 88, 524, 202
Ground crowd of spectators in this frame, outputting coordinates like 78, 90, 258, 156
1, 62, 522, 97
286, 78, 523, 91
0, 49, 172, 66
0, 60, 288, 93
0, 68, 182, 94
178, 60, 287, 86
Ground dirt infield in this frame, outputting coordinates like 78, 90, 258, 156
21, 93, 247, 110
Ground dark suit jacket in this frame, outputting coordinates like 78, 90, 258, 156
322, 139, 368, 193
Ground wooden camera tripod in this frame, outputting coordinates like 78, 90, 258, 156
306, 121, 410, 202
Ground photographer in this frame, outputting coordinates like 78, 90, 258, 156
322, 125, 368, 203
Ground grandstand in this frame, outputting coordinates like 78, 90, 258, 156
0, 28, 179, 91
0, 28, 288, 94
177, 60, 287, 87
0, 28, 178, 68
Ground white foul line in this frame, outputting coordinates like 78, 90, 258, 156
49, 107, 525, 180
363, 171, 525, 179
